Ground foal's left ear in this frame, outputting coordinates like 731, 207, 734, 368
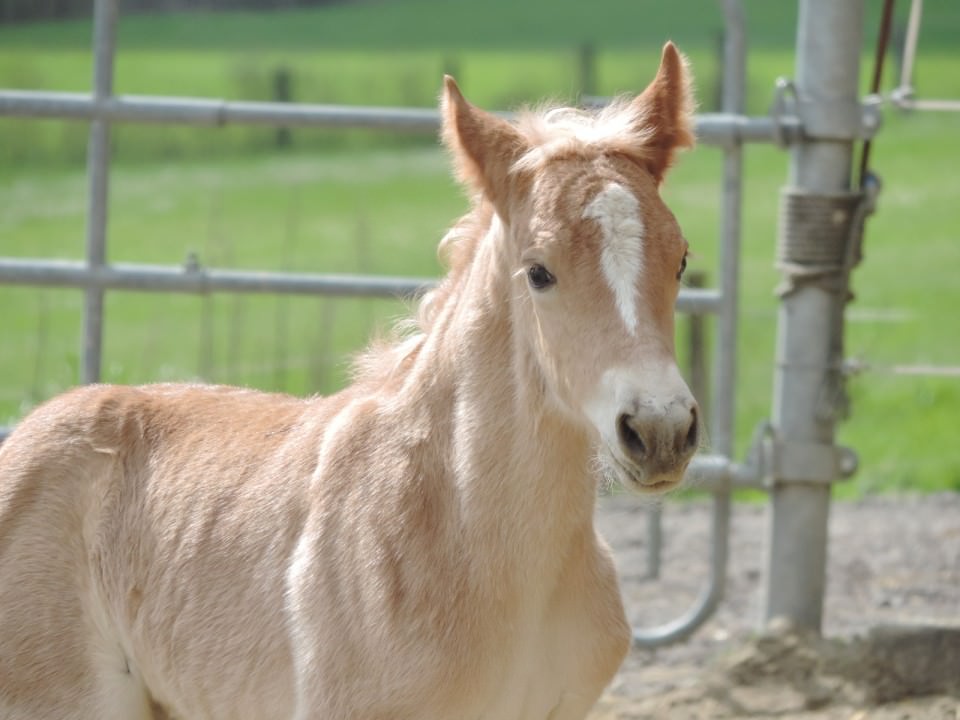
631, 42, 696, 184
441, 76, 530, 215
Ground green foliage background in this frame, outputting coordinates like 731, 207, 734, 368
1, 1, 958, 495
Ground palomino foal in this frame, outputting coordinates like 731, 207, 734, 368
0, 42, 698, 720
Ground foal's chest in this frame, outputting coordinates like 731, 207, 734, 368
440, 594, 628, 720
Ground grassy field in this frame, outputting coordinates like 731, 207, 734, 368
0, 2, 958, 495
1, 1, 958, 165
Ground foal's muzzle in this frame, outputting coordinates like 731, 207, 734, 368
615, 398, 699, 487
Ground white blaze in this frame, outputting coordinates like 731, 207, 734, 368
583, 183, 644, 335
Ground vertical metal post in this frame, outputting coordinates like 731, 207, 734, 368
687, 271, 710, 423
644, 504, 662, 580
632, 0, 745, 647
81, 0, 118, 384
899, 0, 923, 92
643, 272, 708, 581
713, 0, 744, 460
764, 0, 865, 630
703, 0, 745, 615
711, 0, 747, 457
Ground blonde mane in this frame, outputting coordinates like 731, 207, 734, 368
350, 200, 493, 385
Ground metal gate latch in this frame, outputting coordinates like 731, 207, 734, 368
742, 421, 859, 486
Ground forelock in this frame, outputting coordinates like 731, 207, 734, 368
511, 97, 656, 174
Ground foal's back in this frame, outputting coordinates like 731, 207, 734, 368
0, 383, 331, 719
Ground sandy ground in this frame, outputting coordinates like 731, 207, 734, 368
589, 493, 960, 719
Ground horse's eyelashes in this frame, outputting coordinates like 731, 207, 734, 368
527, 264, 556, 291
676, 254, 688, 281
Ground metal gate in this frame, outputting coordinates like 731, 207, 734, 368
0, 0, 874, 643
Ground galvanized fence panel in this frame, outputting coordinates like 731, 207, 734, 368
0, 0, 807, 645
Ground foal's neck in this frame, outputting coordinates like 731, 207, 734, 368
410, 214, 599, 572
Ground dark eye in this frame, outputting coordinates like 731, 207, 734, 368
676, 253, 688, 281
527, 263, 556, 291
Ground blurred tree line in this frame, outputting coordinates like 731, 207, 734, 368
1, 0, 350, 24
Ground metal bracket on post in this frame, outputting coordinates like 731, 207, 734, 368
770, 78, 883, 146
741, 421, 858, 487
766, 437, 858, 484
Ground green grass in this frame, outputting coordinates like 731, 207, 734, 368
2, 1, 957, 53
0, 2, 789, 53
1, 3, 959, 496
2, 0, 959, 167
0, 148, 459, 410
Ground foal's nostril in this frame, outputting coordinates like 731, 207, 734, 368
683, 406, 699, 452
617, 413, 646, 458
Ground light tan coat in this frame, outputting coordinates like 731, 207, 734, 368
0, 43, 697, 720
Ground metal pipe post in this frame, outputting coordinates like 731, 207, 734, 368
632, 0, 745, 648
764, 0, 865, 630
899, 0, 923, 92
82, 0, 118, 384
713, 0, 745, 460
702, 0, 746, 613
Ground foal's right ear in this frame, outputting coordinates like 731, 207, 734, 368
441, 76, 530, 214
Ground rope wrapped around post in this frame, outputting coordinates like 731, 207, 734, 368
775, 173, 881, 300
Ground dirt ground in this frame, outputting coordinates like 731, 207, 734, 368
590, 492, 960, 719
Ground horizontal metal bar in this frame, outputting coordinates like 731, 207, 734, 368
891, 95, 960, 112
0, 444, 758, 492
695, 112, 798, 146
0, 91, 442, 132
0, 437, 757, 492
0, 90, 792, 146
677, 287, 722, 314
685, 452, 761, 491
0, 257, 722, 313
0, 258, 433, 299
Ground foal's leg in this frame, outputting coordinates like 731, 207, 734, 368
0, 449, 154, 719
542, 539, 632, 720
0, 523, 155, 719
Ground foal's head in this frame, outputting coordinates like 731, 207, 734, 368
441, 43, 699, 492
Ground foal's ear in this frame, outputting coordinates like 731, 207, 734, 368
441, 76, 529, 214
631, 42, 696, 183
